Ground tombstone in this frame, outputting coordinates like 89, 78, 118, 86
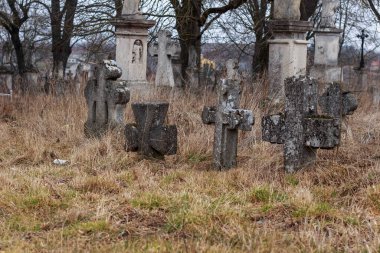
149, 30, 181, 87
125, 102, 177, 159
268, 0, 312, 101
111, 0, 155, 87
84, 60, 130, 138
202, 59, 254, 170
310, 0, 342, 83
262, 76, 357, 172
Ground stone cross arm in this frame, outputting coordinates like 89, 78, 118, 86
202, 106, 254, 131
149, 42, 180, 57
319, 82, 358, 118
262, 113, 340, 149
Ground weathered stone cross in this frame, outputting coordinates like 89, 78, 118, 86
125, 102, 177, 159
262, 76, 357, 172
202, 59, 255, 170
84, 60, 130, 137
149, 30, 181, 87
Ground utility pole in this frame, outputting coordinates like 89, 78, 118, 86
357, 29, 368, 70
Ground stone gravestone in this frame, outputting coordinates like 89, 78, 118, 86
310, 0, 342, 83
149, 30, 181, 87
125, 102, 177, 159
111, 0, 155, 87
262, 76, 357, 172
268, 0, 312, 101
202, 59, 254, 170
84, 60, 130, 137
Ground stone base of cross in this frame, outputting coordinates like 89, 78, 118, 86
262, 76, 357, 172
125, 102, 177, 159
202, 59, 254, 170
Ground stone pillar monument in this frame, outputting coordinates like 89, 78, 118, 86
111, 0, 155, 86
310, 0, 342, 83
268, 0, 312, 101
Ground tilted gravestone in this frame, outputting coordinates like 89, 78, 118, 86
202, 59, 254, 170
125, 102, 177, 159
84, 60, 130, 137
149, 30, 181, 87
262, 76, 358, 172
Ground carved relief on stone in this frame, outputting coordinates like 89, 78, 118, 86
132, 40, 143, 64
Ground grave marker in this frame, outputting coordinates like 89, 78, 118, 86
84, 60, 130, 137
125, 102, 177, 159
202, 59, 254, 169
262, 76, 357, 172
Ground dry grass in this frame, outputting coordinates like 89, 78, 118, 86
0, 85, 379, 252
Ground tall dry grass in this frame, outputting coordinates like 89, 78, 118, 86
0, 83, 379, 252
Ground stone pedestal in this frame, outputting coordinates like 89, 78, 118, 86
268, 21, 312, 100
111, 15, 155, 87
310, 28, 342, 83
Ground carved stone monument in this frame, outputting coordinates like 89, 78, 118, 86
262, 76, 357, 172
125, 102, 177, 159
84, 60, 130, 137
310, 0, 342, 83
111, 0, 155, 86
202, 59, 254, 169
268, 0, 312, 101
149, 30, 181, 87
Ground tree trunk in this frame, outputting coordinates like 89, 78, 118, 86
51, 0, 77, 78
174, 0, 202, 87
9, 28, 28, 93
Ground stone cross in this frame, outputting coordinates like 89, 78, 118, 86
262, 76, 356, 172
125, 102, 177, 159
202, 59, 254, 170
321, 0, 340, 28
122, 0, 140, 15
149, 30, 180, 87
273, 0, 301, 20
84, 60, 130, 137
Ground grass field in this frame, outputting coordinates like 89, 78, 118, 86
0, 85, 379, 252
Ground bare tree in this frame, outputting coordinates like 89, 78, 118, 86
0, 0, 35, 91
